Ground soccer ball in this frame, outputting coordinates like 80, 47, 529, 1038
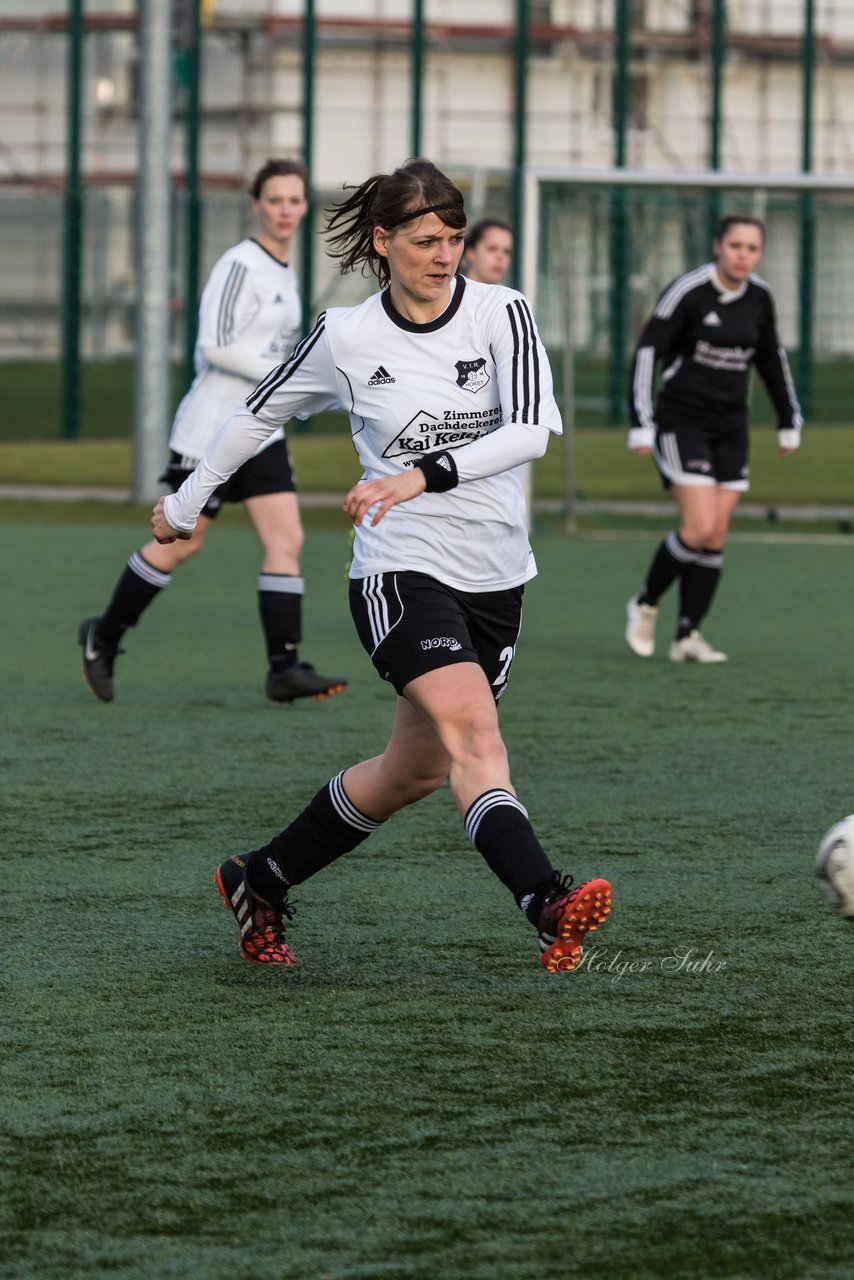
816, 816, 854, 922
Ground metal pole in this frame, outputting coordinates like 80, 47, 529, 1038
300, 0, 316, 338
523, 165, 853, 190
555, 204, 577, 534
608, 0, 630, 425
183, 0, 203, 389
798, 0, 815, 416
510, 0, 528, 291
61, 0, 84, 440
707, 0, 726, 247
801, 0, 815, 175
133, 0, 173, 502
411, 0, 425, 157
520, 171, 540, 307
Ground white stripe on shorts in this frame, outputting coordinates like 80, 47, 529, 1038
361, 573, 404, 655
653, 432, 715, 488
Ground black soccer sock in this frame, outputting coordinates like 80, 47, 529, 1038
638, 531, 700, 607
464, 789, 554, 914
676, 548, 723, 638
245, 770, 384, 902
96, 551, 172, 652
258, 573, 303, 673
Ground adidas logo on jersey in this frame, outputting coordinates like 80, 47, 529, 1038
273, 293, 284, 303
702, 311, 722, 326
368, 365, 395, 385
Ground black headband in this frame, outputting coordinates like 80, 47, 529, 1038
382, 202, 464, 230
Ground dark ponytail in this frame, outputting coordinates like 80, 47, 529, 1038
325, 158, 466, 286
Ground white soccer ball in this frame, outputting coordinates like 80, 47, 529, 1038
816, 815, 854, 922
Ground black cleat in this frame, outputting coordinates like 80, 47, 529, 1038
265, 662, 347, 704
78, 616, 120, 703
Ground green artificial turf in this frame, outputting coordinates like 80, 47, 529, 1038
2, 521, 853, 1279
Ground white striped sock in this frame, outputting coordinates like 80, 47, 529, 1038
129, 550, 172, 590
464, 789, 528, 845
258, 574, 305, 595
329, 771, 383, 835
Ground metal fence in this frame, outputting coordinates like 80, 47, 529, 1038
2, 1, 854, 438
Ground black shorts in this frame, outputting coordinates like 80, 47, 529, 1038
349, 571, 524, 701
652, 415, 749, 492
160, 438, 296, 519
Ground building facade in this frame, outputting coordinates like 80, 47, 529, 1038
1, 1, 852, 363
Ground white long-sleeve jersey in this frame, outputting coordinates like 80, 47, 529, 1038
164, 276, 562, 592
168, 238, 301, 462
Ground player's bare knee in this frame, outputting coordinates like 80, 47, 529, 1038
409, 768, 448, 803
708, 522, 729, 549
174, 535, 206, 563
385, 766, 447, 808
681, 521, 716, 550
148, 533, 204, 571
455, 713, 507, 773
263, 530, 303, 565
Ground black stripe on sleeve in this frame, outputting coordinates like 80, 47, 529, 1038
505, 302, 521, 420
246, 313, 327, 413
512, 298, 530, 419
514, 298, 540, 424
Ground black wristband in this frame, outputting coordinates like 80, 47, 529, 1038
412, 450, 459, 493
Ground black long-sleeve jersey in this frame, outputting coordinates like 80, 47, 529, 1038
628, 263, 803, 444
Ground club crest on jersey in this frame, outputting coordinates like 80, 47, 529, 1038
455, 358, 490, 393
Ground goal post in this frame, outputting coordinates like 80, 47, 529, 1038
521, 166, 854, 528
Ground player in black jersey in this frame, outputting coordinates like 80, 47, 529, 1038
152, 158, 612, 973
625, 214, 802, 662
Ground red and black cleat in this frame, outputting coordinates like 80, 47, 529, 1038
214, 854, 297, 966
537, 873, 613, 973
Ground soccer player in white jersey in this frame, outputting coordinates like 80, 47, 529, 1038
625, 214, 803, 663
463, 218, 513, 285
151, 157, 613, 973
78, 158, 346, 704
